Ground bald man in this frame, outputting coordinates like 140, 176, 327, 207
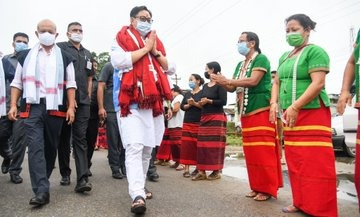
8, 19, 77, 206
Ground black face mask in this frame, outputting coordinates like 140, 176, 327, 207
204, 71, 210, 79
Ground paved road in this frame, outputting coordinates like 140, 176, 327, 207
0, 148, 358, 217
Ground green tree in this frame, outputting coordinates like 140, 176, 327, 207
91, 51, 110, 77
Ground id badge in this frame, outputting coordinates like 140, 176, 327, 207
86, 60, 92, 70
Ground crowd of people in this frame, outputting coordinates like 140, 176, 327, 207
0, 5, 359, 216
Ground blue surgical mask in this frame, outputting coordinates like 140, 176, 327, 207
136, 21, 152, 37
15, 42, 28, 52
189, 81, 196, 89
237, 42, 250, 56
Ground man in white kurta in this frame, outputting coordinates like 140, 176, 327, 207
110, 5, 174, 214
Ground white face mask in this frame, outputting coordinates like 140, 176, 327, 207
136, 21, 152, 37
38, 32, 56, 46
70, 33, 83, 43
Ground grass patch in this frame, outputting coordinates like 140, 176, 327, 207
226, 134, 242, 146
226, 121, 242, 146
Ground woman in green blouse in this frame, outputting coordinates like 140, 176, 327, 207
269, 14, 337, 217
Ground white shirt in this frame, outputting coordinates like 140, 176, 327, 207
11, 47, 77, 92
168, 94, 184, 128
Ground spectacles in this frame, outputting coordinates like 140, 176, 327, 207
135, 16, 153, 24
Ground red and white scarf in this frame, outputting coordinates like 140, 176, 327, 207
22, 43, 64, 110
115, 25, 172, 117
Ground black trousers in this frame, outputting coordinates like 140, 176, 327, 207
57, 122, 71, 177
25, 104, 63, 194
147, 147, 158, 176
8, 118, 26, 175
72, 104, 90, 182
0, 117, 13, 160
86, 117, 99, 168
106, 112, 124, 173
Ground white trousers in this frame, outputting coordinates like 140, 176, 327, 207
116, 109, 163, 200
125, 143, 152, 200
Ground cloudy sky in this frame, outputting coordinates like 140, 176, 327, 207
1, 0, 359, 103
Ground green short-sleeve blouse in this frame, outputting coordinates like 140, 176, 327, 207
278, 44, 330, 109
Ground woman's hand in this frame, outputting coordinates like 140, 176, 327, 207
269, 103, 278, 124
211, 74, 228, 86
199, 97, 211, 106
283, 105, 299, 128
336, 91, 352, 115
188, 98, 195, 106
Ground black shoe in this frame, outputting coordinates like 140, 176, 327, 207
148, 173, 159, 182
60, 176, 70, 186
112, 171, 124, 179
29, 192, 50, 206
10, 174, 23, 184
121, 166, 127, 177
1, 158, 11, 174
74, 179, 92, 193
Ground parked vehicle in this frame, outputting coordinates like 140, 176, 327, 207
331, 104, 357, 157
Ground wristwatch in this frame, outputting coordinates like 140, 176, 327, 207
154, 53, 161, 58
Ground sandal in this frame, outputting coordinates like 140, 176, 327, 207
131, 196, 146, 214
154, 160, 163, 165
191, 173, 207, 181
161, 161, 169, 166
183, 171, 190, 178
144, 187, 153, 199
207, 171, 221, 180
253, 193, 271, 201
175, 164, 185, 171
190, 169, 198, 177
169, 162, 179, 168
282, 205, 299, 213
245, 191, 258, 198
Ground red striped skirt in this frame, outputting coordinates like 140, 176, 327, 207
355, 110, 360, 211
180, 122, 199, 165
196, 113, 226, 171
241, 110, 282, 198
156, 128, 171, 160
169, 127, 182, 162
283, 104, 337, 217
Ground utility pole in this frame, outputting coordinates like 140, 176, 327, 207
350, 26, 355, 53
171, 73, 181, 86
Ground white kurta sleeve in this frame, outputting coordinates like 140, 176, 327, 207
110, 39, 132, 72
165, 61, 176, 76
65, 62, 77, 89
10, 63, 23, 90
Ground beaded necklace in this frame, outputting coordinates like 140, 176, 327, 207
280, 45, 307, 104
237, 52, 258, 116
